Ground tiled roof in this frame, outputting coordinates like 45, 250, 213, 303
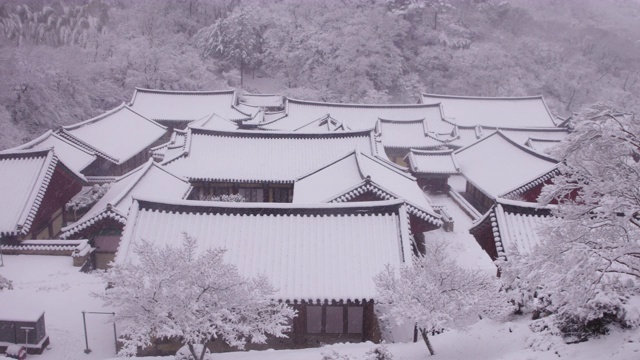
501, 128, 568, 147
293, 150, 441, 224
60, 104, 167, 165
453, 131, 558, 199
163, 128, 378, 183
61, 159, 191, 238
3, 130, 96, 177
0, 149, 58, 236
450, 126, 568, 149
239, 93, 284, 108
376, 117, 455, 149
405, 149, 460, 175
187, 113, 239, 131
150, 130, 188, 162
258, 98, 441, 131
524, 138, 563, 153
117, 198, 414, 302
294, 114, 352, 132
421, 93, 557, 128
129, 88, 254, 123
491, 202, 552, 259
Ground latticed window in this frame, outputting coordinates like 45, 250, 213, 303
272, 187, 291, 203
238, 187, 264, 202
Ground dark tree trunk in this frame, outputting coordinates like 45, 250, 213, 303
240, 59, 244, 86
434, 11, 438, 31
421, 328, 435, 356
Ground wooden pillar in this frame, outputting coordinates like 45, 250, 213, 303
292, 303, 306, 344
363, 301, 381, 343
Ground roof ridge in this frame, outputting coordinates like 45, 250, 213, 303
63, 103, 127, 131
499, 166, 560, 199
134, 195, 406, 211
5, 130, 54, 151
421, 93, 545, 101
377, 117, 427, 124
242, 93, 283, 97
453, 130, 557, 163
189, 126, 374, 138
148, 159, 190, 184
409, 148, 455, 155
496, 197, 556, 210
292, 113, 332, 131
287, 97, 441, 109
108, 159, 155, 208
133, 87, 236, 96
0, 148, 55, 158
50, 132, 97, 156
57, 129, 120, 163
331, 180, 439, 220
123, 105, 168, 131
294, 149, 359, 182
16, 151, 58, 234
60, 206, 128, 238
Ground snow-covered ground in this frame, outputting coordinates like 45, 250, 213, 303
0, 255, 117, 360
429, 193, 495, 275
1, 254, 639, 360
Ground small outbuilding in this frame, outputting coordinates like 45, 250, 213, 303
0, 310, 49, 355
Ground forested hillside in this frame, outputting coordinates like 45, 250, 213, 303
0, 0, 638, 149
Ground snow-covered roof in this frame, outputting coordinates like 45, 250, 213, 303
4, 130, 96, 177
187, 113, 239, 131
501, 127, 568, 147
405, 149, 460, 175
0, 308, 44, 322
421, 94, 557, 128
61, 159, 191, 238
376, 116, 455, 149
293, 150, 441, 225
450, 126, 568, 149
492, 202, 552, 258
150, 130, 188, 162
163, 128, 378, 183
239, 93, 284, 108
525, 138, 563, 153
257, 98, 441, 131
117, 198, 414, 302
453, 131, 558, 199
0, 149, 58, 236
293, 114, 352, 132
60, 104, 167, 165
129, 88, 254, 123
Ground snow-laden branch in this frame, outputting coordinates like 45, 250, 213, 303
97, 233, 296, 360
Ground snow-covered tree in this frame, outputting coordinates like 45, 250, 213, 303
66, 183, 110, 215
374, 240, 507, 355
99, 234, 295, 360
500, 103, 640, 340
195, 6, 264, 86
197, 193, 246, 202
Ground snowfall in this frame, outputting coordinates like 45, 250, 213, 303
1, 195, 639, 359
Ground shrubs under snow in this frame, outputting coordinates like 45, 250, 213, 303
321, 344, 394, 360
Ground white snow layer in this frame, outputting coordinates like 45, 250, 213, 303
117, 199, 411, 302
129, 89, 253, 122
454, 132, 557, 198
62, 105, 166, 164
163, 130, 377, 182
421, 94, 557, 128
